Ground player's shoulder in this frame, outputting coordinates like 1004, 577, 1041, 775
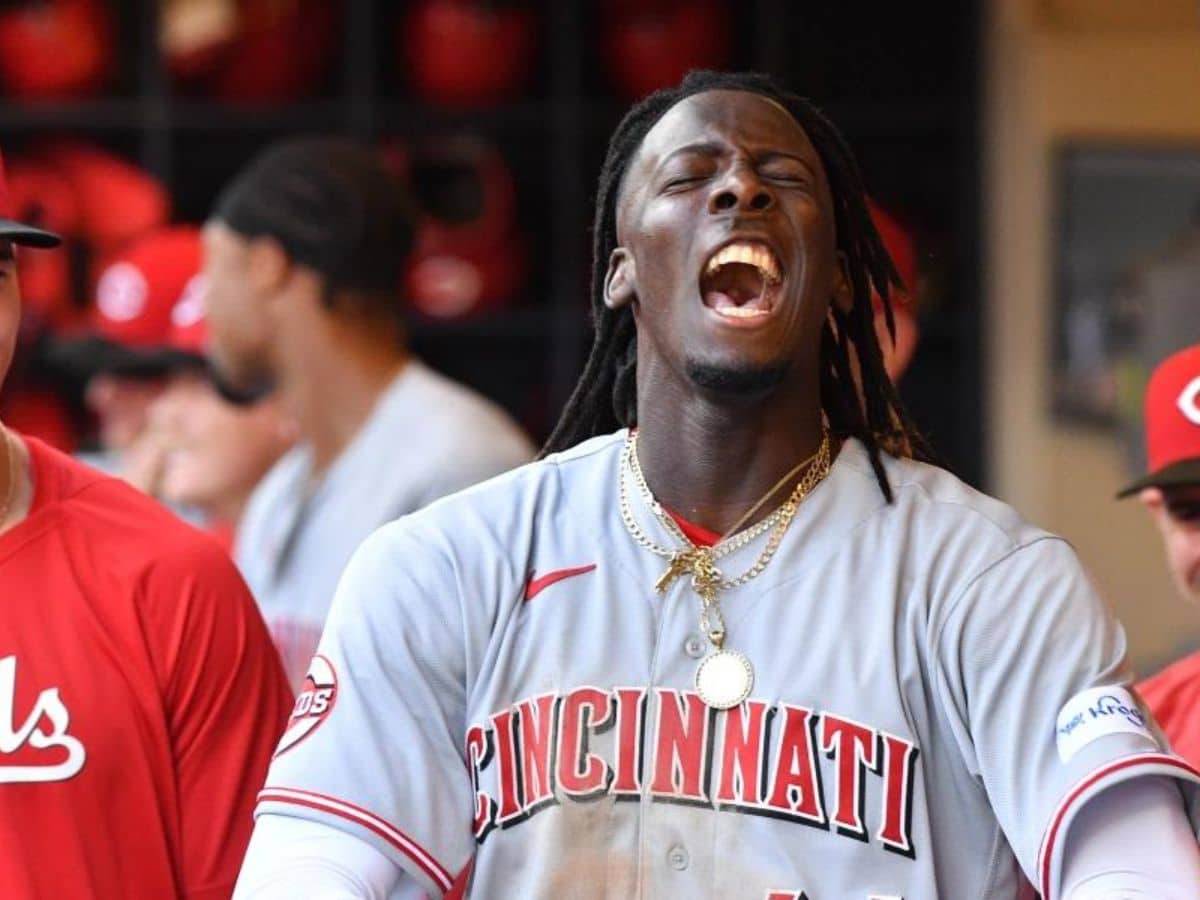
857, 440, 1053, 552
368, 430, 623, 550
396, 361, 531, 443
384, 427, 624, 532
36, 438, 240, 580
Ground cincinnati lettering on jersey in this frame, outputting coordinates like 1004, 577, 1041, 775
465, 687, 920, 859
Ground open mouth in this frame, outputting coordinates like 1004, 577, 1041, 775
699, 241, 783, 322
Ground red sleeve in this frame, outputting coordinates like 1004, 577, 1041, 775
140, 532, 294, 899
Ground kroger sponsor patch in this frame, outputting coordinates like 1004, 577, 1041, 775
1055, 685, 1152, 762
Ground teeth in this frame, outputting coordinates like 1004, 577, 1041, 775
713, 305, 770, 319
704, 242, 781, 283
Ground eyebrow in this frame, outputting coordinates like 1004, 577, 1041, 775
659, 142, 726, 168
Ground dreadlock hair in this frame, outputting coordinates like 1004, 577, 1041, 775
541, 70, 930, 502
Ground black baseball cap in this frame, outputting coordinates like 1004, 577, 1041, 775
0, 149, 60, 248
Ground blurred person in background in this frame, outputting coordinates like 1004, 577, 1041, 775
1122, 345, 1200, 767
204, 136, 534, 685
131, 280, 297, 552
0, 149, 293, 899
46, 225, 203, 479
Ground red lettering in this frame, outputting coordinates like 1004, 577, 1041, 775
465, 724, 496, 840
650, 690, 711, 802
765, 704, 825, 826
716, 700, 771, 807
877, 732, 919, 857
517, 694, 559, 813
820, 714, 878, 840
490, 708, 523, 824
610, 687, 647, 797
557, 687, 613, 797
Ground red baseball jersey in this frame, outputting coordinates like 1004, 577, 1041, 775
0, 435, 293, 899
1139, 650, 1200, 770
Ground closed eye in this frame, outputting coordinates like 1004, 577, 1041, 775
664, 175, 709, 191
761, 168, 811, 187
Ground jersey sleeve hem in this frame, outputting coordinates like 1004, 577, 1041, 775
1036, 751, 1200, 900
256, 787, 455, 896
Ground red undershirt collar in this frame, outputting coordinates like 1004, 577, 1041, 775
663, 507, 721, 548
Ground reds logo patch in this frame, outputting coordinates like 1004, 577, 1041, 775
274, 655, 338, 758
1178, 376, 1200, 426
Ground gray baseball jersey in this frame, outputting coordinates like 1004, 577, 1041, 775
236, 359, 534, 686
257, 433, 1200, 899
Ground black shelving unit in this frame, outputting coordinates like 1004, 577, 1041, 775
3, 0, 984, 485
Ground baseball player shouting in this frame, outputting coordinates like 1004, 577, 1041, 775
236, 72, 1200, 899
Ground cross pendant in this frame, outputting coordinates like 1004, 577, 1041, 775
655, 552, 690, 594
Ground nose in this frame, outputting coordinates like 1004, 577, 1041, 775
707, 166, 774, 215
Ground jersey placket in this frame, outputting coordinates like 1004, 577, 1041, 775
635, 568, 720, 900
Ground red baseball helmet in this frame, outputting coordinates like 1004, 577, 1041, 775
0, 0, 114, 99
161, 0, 241, 84
602, 0, 730, 100
402, 0, 537, 107
395, 138, 527, 319
214, 0, 341, 102
37, 142, 171, 255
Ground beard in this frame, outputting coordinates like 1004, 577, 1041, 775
209, 360, 275, 407
684, 358, 791, 397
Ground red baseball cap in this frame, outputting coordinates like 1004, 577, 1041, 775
1118, 345, 1200, 497
89, 226, 201, 348
165, 270, 208, 357
46, 226, 206, 378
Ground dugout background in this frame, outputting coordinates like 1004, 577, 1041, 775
0, 0, 986, 484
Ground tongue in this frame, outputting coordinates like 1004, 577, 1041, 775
702, 261, 769, 311
704, 290, 748, 311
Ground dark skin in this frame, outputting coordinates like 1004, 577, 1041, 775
605, 89, 851, 534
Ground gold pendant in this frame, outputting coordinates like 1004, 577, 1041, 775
655, 552, 689, 593
695, 649, 754, 710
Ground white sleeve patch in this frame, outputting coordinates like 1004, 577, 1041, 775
1055, 686, 1153, 763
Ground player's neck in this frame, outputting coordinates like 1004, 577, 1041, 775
633, 381, 826, 537
0, 423, 34, 534
278, 336, 409, 477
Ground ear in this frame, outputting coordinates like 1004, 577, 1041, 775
604, 248, 637, 310
831, 251, 852, 315
245, 236, 290, 297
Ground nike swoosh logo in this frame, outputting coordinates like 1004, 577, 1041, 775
524, 564, 597, 602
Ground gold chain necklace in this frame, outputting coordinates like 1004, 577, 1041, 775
618, 429, 832, 708
0, 427, 17, 529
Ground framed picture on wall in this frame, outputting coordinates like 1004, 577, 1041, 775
1052, 144, 1200, 445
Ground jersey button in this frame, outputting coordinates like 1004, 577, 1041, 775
685, 636, 707, 659
667, 844, 689, 870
